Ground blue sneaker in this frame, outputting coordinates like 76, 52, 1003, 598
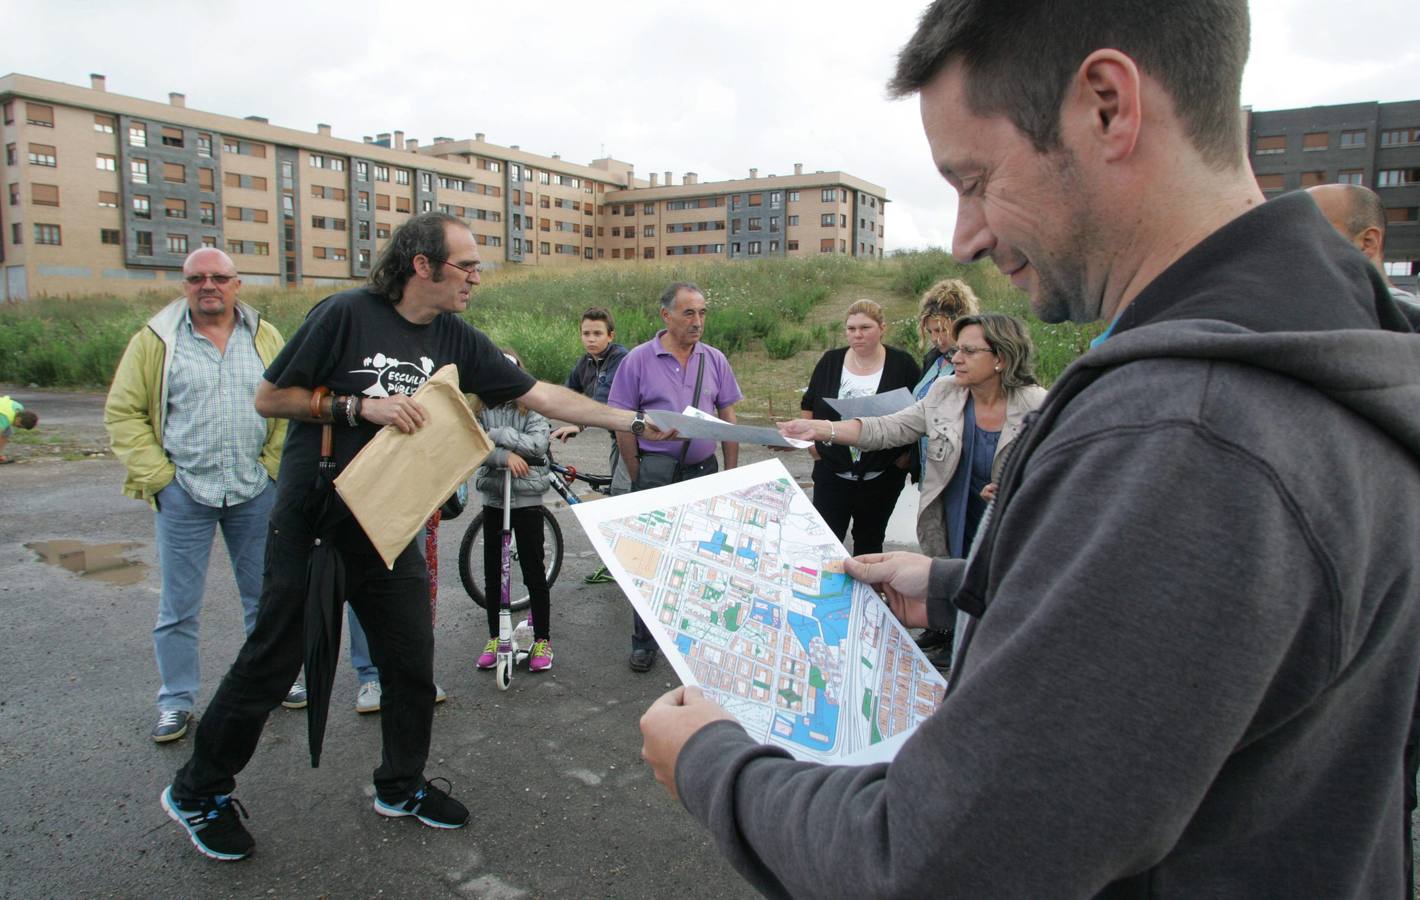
161, 785, 254, 861
373, 777, 468, 829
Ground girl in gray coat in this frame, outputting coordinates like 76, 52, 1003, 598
473, 351, 555, 672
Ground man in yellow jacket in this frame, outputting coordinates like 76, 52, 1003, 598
104, 248, 297, 743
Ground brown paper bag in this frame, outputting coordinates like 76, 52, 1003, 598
335, 364, 494, 568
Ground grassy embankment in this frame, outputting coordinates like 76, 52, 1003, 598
0, 252, 1100, 421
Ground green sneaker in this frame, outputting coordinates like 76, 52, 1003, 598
476, 638, 498, 670
583, 565, 614, 585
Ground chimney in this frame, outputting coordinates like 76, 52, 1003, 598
168, 92, 186, 108
749, 168, 758, 179
552, 153, 561, 160
649, 173, 658, 186
317, 123, 332, 137
794, 163, 803, 175
406, 138, 418, 151
475, 132, 485, 142
664, 170, 672, 185
245, 115, 268, 123
683, 172, 698, 185
394, 130, 404, 150
363, 135, 373, 144
90, 73, 107, 92
510, 144, 519, 150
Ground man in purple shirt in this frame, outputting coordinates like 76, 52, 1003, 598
607, 281, 742, 672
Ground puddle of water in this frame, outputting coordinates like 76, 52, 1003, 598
26, 540, 148, 586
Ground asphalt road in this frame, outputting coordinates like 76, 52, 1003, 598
0, 385, 825, 900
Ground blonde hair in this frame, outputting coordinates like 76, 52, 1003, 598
471, 348, 529, 415
844, 298, 885, 326
918, 278, 980, 348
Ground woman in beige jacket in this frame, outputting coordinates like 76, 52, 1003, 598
781, 312, 1046, 560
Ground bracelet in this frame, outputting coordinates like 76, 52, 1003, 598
826, 421, 835, 446
344, 395, 359, 427
309, 386, 330, 421
350, 396, 362, 425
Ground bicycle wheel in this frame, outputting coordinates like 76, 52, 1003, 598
458, 508, 564, 610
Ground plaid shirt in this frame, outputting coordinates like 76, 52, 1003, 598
163, 307, 270, 507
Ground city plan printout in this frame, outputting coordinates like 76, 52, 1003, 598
572, 459, 947, 764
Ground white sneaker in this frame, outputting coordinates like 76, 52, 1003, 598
355, 681, 381, 714
435, 683, 447, 704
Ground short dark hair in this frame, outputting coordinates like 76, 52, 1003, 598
14, 410, 38, 429
889, 0, 1250, 169
658, 281, 703, 312
580, 307, 616, 333
368, 212, 463, 303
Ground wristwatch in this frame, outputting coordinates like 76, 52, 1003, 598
630, 411, 646, 436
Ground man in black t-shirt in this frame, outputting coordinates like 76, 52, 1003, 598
161, 213, 665, 862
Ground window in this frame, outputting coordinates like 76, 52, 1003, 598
787, 240, 799, 251
223, 173, 268, 191
26, 103, 54, 127
643, 225, 655, 237
1253, 135, 1286, 155
1385, 207, 1418, 224
309, 154, 326, 168
132, 195, 151, 219
129, 123, 147, 147
34, 223, 62, 245
1378, 168, 1419, 188
395, 168, 410, 185
1297, 171, 1326, 188
1340, 129, 1367, 148
225, 206, 269, 223
161, 126, 184, 148
788, 191, 799, 202
31, 183, 59, 206
7, 183, 17, 206
539, 171, 550, 185
376, 223, 390, 239
10, 223, 21, 245
201, 235, 217, 249
4, 144, 14, 165
395, 196, 411, 213
820, 238, 834, 253
130, 159, 149, 183
540, 242, 551, 254
356, 161, 369, 181
166, 233, 188, 254
164, 198, 187, 219
770, 191, 782, 208
197, 133, 212, 157
199, 202, 215, 225
1381, 128, 1420, 147
132, 231, 152, 255
29, 143, 57, 167
787, 215, 799, 226
841, 214, 848, 227
101, 228, 121, 245
770, 240, 779, 252
374, 165, 389, 182
162, 162, 186, 184
821, 188, 836, 202
748, 241, 762, 255
769, 216, 779, 230
223, 137, 241, 154
376, 194, 391, 211
643, 247, 654, 259
820, 213, 835, 227
1299, 132, 1328, 151
1384, 261, 1417, 278
611, 226, 621, 237
357, 220, 370, 240
329, 158, 344, 172
748, 217, 762, 231
358, 191, 370, 211
644, 202, 655, 214
748, 193, 762, 207
94, 114, 115, 133
358, 248, 371, 267
1, 101, 11, 124
731, 220, 742, 234
198, 167, 214, 191
420, 173, 432, 192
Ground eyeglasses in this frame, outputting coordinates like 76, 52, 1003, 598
947, 344, 993, 357
184, 274, 235, 285
439, 258, 483, 279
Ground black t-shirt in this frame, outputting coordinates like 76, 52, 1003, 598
265, 287, 535, 533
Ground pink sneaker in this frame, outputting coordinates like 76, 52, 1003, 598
528, 640, 553, 672
476, 638, 497, 670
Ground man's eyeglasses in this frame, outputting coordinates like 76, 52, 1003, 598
184, 274, 235, 286
947, 344, 993, 357
439, 258, 483, 279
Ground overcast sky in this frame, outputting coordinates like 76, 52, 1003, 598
4, 0, 1416, 252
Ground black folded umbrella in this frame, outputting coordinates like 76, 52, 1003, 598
302, 421, 346, 768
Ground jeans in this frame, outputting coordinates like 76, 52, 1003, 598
628, 454, 718, 650
152, 479, 275, 713
174, 522, 435, 801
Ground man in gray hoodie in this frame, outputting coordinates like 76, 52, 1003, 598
639, 1, 1420, 897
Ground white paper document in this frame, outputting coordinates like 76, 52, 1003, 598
571, 459, 947, 764
647, 406, 812, 449
824, 387, 916, 419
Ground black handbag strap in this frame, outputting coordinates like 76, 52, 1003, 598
672, 354, 706, 482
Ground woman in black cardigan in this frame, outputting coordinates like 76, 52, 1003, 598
799, 299, 921, 555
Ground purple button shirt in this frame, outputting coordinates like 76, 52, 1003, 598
607, 331, 743, 465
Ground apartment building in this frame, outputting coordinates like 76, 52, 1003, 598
1247, 99, 1420, 290
0, 73, 888, 300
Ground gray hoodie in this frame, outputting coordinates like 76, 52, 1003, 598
673, 193, 1420, 898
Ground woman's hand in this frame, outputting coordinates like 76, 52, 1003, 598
506, 453, 530, 477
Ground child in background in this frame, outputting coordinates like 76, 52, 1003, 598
474, 351, 555, 672
0, 396, 39, 464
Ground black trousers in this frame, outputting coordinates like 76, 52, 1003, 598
482, 504, 551, 640
811, 466, 909, 557
629, 453, 718, 649
174, 522, 436, 802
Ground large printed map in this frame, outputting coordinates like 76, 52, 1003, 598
572, 460, 947, 764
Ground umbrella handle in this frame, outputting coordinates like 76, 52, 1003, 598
311, 387, 334, 459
